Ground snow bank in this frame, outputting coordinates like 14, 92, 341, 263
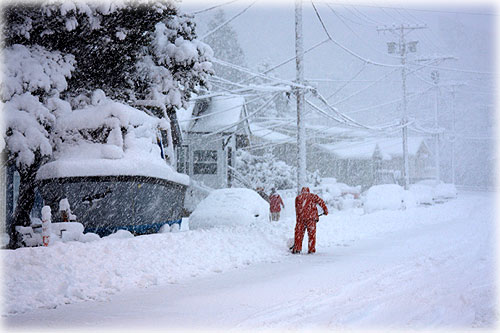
189, 188, 269, 229
3, 220, 289, 315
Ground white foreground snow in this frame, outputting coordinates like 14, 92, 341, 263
2, 191, 497, 330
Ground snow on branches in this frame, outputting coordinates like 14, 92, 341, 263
234, 150, 321, 191
1, 44, 75, 170
2, 44, 75, 101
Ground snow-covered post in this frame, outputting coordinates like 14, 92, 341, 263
295, 0, 307, 193
59, 198, 76, 222
41, 206, 51, 246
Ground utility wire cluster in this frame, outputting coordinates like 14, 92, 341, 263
188, 0, 494, 147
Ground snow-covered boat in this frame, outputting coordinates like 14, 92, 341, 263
36, 97, 189, 236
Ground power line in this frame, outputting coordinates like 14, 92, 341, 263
329, 67, 401, 104
315, 1, 497, 16
237, 38, 331, 85
212, 57, 310, 88
407, 62, 496, 75
310, 1, 402, 68
201, 0, 257, 40
325, 3, 402, 60
189, 0, 242, 15
325, 62, 368, 100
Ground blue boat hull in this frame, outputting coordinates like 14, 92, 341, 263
37, 175, 187, 237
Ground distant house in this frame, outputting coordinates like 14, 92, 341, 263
315, 137, 434, 188
176, 94, 251, 190
246, 121, 434, 189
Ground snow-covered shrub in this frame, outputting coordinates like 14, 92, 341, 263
189, 188, 269, 229
312, 178, 362, 211
234, 150, 321, 191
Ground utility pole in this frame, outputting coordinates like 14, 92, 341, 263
431, 70, 440, 184
450, 85, 457, 184
445, 82, 465, 185
295, 0, 306, 193
378, 24, 426, 190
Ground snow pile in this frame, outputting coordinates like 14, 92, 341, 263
189, 188, 270, 229
36, 95, 189, 185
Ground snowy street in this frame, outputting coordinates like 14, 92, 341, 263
4, 191, 496, 331
2, 2, 496, 332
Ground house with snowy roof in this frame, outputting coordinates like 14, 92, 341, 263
246, 121, 434, 189
176, 94, 251, 190
314, 136, 434, 188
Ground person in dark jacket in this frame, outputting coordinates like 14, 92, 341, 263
269, 188, 285, 221
292, 187, 328, 254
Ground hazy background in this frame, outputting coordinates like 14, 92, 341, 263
180, 0, 497, 189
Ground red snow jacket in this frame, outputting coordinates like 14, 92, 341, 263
269, 193, 284, 213
295, 187, 328, 221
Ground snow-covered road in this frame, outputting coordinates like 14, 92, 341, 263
4, 191, 497, 330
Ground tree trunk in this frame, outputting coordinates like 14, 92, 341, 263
8, 162, 40, 249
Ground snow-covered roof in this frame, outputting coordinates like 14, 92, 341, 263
306, 124, 369, 138
37, 100, 189, 185
249, 123, 292, 143
318, 137, 427, 160
187, 95, 246, 133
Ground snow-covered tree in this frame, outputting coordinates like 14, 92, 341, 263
233, 150, 321, 191
203, 9, 248, 88
1, 44, 75, 242
1, 0, 213, 247
3, 0, 213, 115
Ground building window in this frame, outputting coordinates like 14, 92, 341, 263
193, 150, 217, 174
176, 145, 189, 174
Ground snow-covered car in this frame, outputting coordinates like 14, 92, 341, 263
189, 188, 270, 229
362, 184, 416, 213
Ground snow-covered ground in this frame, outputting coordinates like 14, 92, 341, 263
2, 190, 497, 330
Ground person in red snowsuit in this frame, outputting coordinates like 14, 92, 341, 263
269, 188, 285, 221
292, 187, 328, 254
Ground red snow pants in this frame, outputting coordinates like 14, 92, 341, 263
293, 218, 317, 253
